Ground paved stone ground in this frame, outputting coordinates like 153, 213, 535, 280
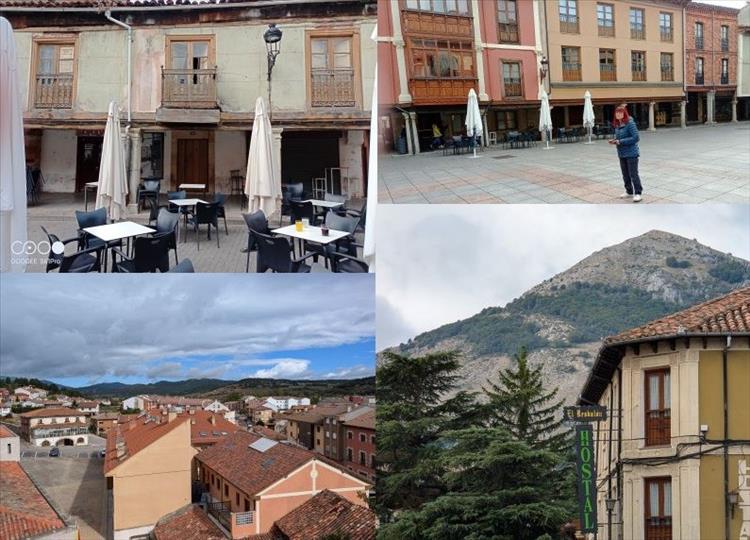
23, 194, 363, 273
379, 123, 750, 204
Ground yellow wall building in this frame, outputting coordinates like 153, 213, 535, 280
579, 287, 750, 540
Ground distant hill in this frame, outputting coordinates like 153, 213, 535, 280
384, 230, 750, 403
77, 379, 230, 398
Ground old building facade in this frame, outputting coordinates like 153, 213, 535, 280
738, 2, 750, 120
19, 407, 89, 447
580, 288, 750, 540
0, 0, 376, 203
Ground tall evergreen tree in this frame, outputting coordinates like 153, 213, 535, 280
483, 347, 569, 453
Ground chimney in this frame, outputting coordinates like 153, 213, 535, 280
168, 412, 177, 423
209, 416, 216, 425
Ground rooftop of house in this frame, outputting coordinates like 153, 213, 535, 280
282, 404, 353, 425
272, 489, 376, 540
0, 462, 66, 540
195, 431, 315, 498
19, 407, 83, 418
104, 413, 190, 474
0, 425, 17, 438
178, 410, 239, 446
151, 504, 225, 540
77, 401, 99, 407
581, 286, 750, 404
342, 408, 375, 431
248, 425, 285, 441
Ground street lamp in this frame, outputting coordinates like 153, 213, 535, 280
606, 497, 617, 540
539, 55, 549, 82
263, 23, 282, 120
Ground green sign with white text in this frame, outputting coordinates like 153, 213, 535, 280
575, 424, 597, 533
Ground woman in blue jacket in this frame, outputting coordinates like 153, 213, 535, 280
609, 105, 643, 202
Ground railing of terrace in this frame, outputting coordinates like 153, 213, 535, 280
311, 68, 357, 108
161, 67, 217, 109
34, 74, 73, 108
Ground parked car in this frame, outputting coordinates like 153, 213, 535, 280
49, 447, 60, 457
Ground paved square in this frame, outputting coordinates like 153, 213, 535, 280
379, 123, 750, 204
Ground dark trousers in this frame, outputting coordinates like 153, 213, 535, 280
619, 157, 643, 195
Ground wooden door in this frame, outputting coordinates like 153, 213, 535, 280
176, 138, 209, 186
75, 136, 103, 192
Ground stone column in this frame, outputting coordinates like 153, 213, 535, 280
647, 102, 656, 131
127, 128, 141, 212
482, 112, 489, 147
389, 1, 412, 104
272, 127, 283, 180
706, 91, 716, 124
401, 112, 413, 155
563, 106, 570, 128
732, 93, 738, 122
408, 112, 421, 154
680, 100, 687, 128
470, 0, 489, 101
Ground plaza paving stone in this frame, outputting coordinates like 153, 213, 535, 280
379, 123, 750, 204
22, 194, 363, 273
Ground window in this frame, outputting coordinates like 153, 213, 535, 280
359, 451, 366, 465
561, 46, 581, 81
645, 477, 672, 540
347, 448, 353, 461
695, 22, 704, 49
316, 438, 320, 445
140, 133, 164, 180
224, 484, 229, 497
405, 0, 470, 16
721, 58, 729, 84
6, 443, 10, 454
599, 49, 617, 81
721, 25, 729, 51
347, 430, 353, 439
332, 432, 337, 439
235, 493, 239, 506
244, 499, 250, 512
597, 3, 615, 37
325, 432, 330, 438
631, 51, 646, 81
33, 40, 76, 109
496, 110, 517, 131
370, 454, 376, 467
497, 0, 519, 43
696, 57, 704, 84
359, 433, 366, 442
645, 369, 671, 446
371, 435, 375, 444
659, 12, 673, 42
502, 62, 522, 97
660, 53, 674, 81
630, 8, 645, 40
309, 34, 357, 108
410, 39, 475, 79
558, 0, 579, 33
163, 36, 216, 107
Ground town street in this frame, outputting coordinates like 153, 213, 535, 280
379, 123, 750, 204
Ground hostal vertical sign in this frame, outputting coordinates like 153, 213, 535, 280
576, 424, 597, 532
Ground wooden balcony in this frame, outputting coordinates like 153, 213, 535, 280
559, 16, 579, 34
401, 10, 473, 38
503, 81, 522, 98
311, 68, 356, 108
632, 70, 646, 82
645, 518, 672, 540
161, 67, 217, 109
409, 77, 478, 105
661, 68, 674, 82
498, 23, 519, 43
600, 65, 617, 82
645, 410, 670, 446
562, 63, 582, 82
34, 74, 73, 109
598, 25, 615, 38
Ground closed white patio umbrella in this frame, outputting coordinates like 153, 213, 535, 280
0, 17, 27, 273
245, 96, 281, 220
539, 87, 554, 150
583, 90, 596, 144
95, 101, 128, 221
465, 88, 483, 158
363, 27, 377, 272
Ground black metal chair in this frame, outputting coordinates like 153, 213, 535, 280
313, 212, 359, 268
40, 226, 101, 273
111, 234, 171, 273
153, 207, 180, 266
281, 183, 304, 225
214, 192, 229, 235
242, 210, 272, 273
187, 202, 220, 250
329, 252, 369, 273
169, 259, 195, 273
290, 200, 316, 226
137, 179, 160, 212
167, 189, 187, 212
252, 230, 316, 273
74, 207, 115, 251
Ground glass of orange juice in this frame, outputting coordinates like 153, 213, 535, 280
295, 220, 303, 232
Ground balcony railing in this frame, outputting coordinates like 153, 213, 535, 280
207, 501, 231, 531
599, 64, 617, 81
562, 62, 582, 81
695, 37, 704, 50
503, 81, 522, 97
559, 16, 579, 34
498, 23, 519, 43
721, 75, 729, 85
660, 28, 673, 42
161, 67, 217, 109
645, 409, 670, 446
632, 70, 646, 82
34, 73, 73, 109
661, 68, 674, 81
311, 68, 356, 108
695, 73, 704, 85
598, 24, 615, 37
645, 517, 672, 540
409, 77, 477, 105
31, 427, 88, 438
721, 38, 729, 52
631, 27, 645, 40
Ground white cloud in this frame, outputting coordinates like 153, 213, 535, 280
252, 359, 310, 379
322, 364, 374, 379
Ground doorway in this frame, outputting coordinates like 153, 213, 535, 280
75, 136, 103, 192
171, 131, 214, 191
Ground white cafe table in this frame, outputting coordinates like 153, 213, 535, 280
169, 198, 208, 242
272, 224, 351, 261
302, 199, 345, 209
179, 183, 207, 194
83, 221, 155, 272
83, 182, 98, 211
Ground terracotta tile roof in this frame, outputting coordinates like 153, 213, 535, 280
0, 425, 17, 438
342, 408, 375, 430
272, 490, 376, 540
151, 504, 225, 540
248, 425, 285, 441
19, 407, 83, 418
282, 405, 351, 425
0, 462, 66, 540
179, 410, 239, 446
104, 414, 190, 474
195, 431, 313, 498
605, 287, 750, 345
0, 0, 268, 7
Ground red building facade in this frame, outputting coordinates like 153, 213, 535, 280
343, 409, 375, 482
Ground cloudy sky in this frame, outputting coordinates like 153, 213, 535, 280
377, 204, 750, 350
0, 275, 374, 387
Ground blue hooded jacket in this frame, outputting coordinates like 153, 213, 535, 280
614, 117, 640, 159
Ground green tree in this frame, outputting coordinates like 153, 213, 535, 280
483, 347, 569, 453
